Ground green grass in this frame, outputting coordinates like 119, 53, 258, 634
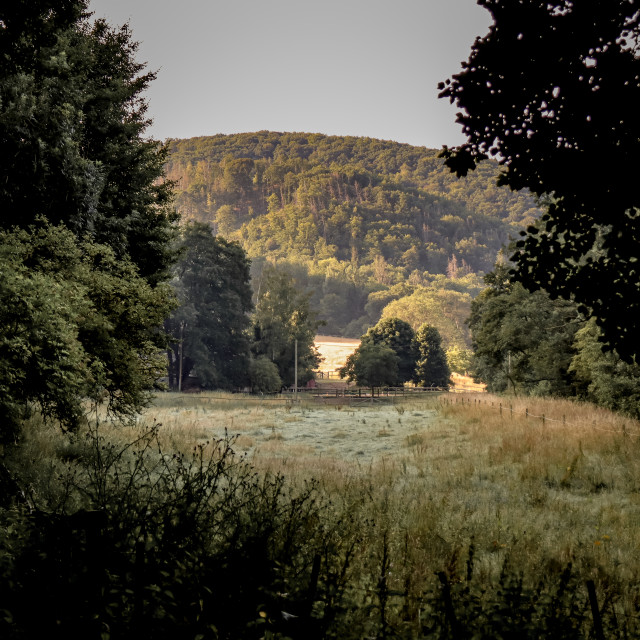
4, 390, 640, 637
146, 391, 640, 609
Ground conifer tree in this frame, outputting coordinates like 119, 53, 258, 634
414, 324, 451, 388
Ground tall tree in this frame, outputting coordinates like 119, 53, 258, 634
569, 319, 640, 419
0, 224, 173, 442
252, 267, 322, 387
0, 1, 177, 436
360, 318, 417, 384
0, 0, 176, 283
339, 343, 400, 396
468, 272, 582, 396
439, 0, 640, 361
166, 223, 253, 390
414, 325, 451, 388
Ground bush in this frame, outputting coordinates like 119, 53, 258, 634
249, 355, 283, 393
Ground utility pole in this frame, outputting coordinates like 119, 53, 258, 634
178, 321, 184, 392
294, 339, 298, 397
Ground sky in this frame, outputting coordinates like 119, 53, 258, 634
88, 0, 492, 149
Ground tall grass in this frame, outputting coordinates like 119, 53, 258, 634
2, 391, 640, 638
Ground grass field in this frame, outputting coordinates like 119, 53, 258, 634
141, 391, 640, 586
314, 334, 360, 375
11, 390, 640, 637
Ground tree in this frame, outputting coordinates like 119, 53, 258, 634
439, 0, 640, 360
0, 2, 177, 437
380, 288, 472, 350
468, 275, 582, 396
446, 345, 473, 375
0, 225, 173, 442
360, 318, 417, 384
165, 223, 253, 390
0, 1, 177, 284
339, 343, 399, 396
569, 319, 640, 419
248, 356, 282, 394
252, 267, 322, 387
414, 325, 451, 388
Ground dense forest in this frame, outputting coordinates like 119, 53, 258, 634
164, 132, 541, 341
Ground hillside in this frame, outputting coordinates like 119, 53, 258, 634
165, 132, 540, 340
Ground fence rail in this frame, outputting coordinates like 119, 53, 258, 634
288, 386, 447, 399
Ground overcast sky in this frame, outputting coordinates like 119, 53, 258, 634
88, 0, 492, 149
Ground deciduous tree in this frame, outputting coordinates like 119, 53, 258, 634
252, 267, 322, 387
468, 276, 582, 396
339, 343, 400, 396
360, 318, 417, 384
0, 225, 173, 442
165, 223, 253, 390
440, 0, 640, 360
0, 1, 178, 437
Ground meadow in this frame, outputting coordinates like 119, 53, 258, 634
143, 390, 640, 636
6, 390, 640, 638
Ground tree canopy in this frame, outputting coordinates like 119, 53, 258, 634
360, 318, 417, 384
339, 343, 400, 393
0, 1, 177, 436
414, 325, 451, 388
252, 266, 322, 387
1, 1, 176, 283
165, 223, 253, 390
439, 0, 640, 360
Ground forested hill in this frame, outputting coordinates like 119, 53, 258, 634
165, 132, 541, 339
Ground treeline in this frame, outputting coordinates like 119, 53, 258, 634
469, 263, 640, 418
165, 132, 540, 337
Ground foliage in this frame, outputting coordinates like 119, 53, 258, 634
0, 426, 333, 639
0, 225, 173, 443
248, 356, 282, 394
360, 318, 417, 384
468, 265, 640, 416
165, 131, 541, 335
468, 274, 582, 396
446, 345, 473, 375
0, 1, 177, 439
569, 319, 640, 419
165, 222, 253, 390
414, 325, 451, 388
440, 0, 640, 361
252, 266, 322, 387
0, 0, 177, 285
380, 286, 472, 350
339, 343, 400, 392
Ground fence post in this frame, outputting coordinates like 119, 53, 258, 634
586, 580, 605, 640
525, 408, 529, 419
499, 403, 502, 416
542, 414, 545, 426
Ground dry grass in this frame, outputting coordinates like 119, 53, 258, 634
21, 390, 640, 618
137, 391, 640, 587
